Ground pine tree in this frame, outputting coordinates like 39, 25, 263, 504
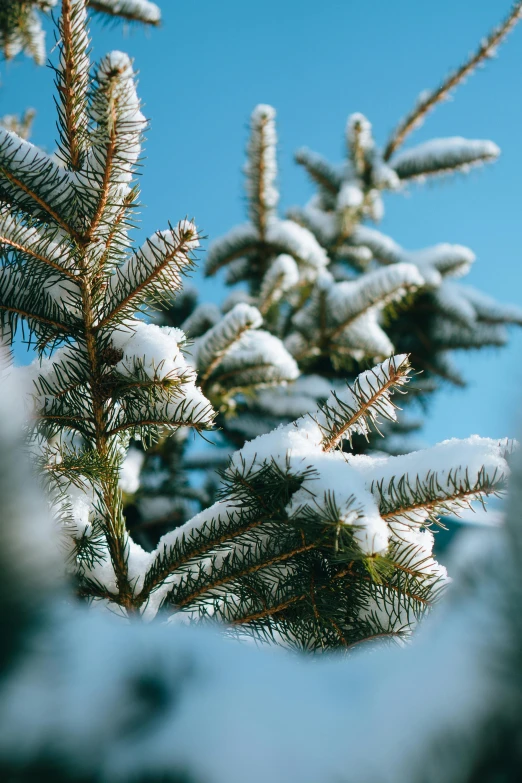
0, 0, 513, 654
0, 0, 161, 65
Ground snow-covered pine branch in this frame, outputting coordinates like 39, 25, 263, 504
245, 104, 278, 238
383, 0, 522, 160
258, 254, 299, 313
87, 0, 160, 25
205, 105, 328, 291
192, 303, 298, 405
56, 0, 91, 172
294, 147, 342, 199
316, 354, 413, 451
0, 1, 55, 65
391, 138, 500, 181
56, 354, 507, 644
287, 264, 423, 364
0, 0, 160, 64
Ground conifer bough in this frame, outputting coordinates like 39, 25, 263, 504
0, 0, 512, 649
0, 0, 160, 65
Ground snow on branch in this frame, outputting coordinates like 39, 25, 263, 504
193, 304, 299, 400
458, 285, 522, 325
383, 1, 522, 160
56, 0, 91, 172
392, 138, 500, 181
0, 208, 76, 278
265, 220, 328, 278
288, 264, 423, 364
0, 128, 78, 232
100, 220, 199, 327
349, 227, 475, 287
195, 303, 262, 384
346, 113, 374, 175
295, 147, 342, 195
0, 1, 55, 65
357, 436, 512, 526
326, 264, 424, 336
206, 106, 328, 290
258, 254, 299, 313
0, 0, 160, 65
317, 354, 412, 451
78, 50, 146, 234
87, 0, 161, 24
205, 223, 259, 277
107, 320, 215, 437
245, 105, 278, 237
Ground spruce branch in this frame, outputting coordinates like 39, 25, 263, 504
197, 303, 262, 387
0, 130, 80, 238
245, 104, 278, 238
383, 1, 522, 161
98, 222, 199, 328
319, 355, 412, 452
56, 0, 90, 171
87, 0, 161, 25
294, 147, 342, 195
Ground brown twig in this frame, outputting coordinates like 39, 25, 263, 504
383, 1, 522, 161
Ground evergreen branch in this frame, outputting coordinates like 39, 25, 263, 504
245, 105, 278, 238
85, 123, 117, 241
294, 147, 342, 195
172, 539, 318, 612
97, 221, 198, 328
376, 465, 507, 525
319, 355, 412, 451
106, 417, 211, 437
56, 0, 90, 171
136, 460, 311, 604
383, 1, 522, 160
391, 138, 500, 181
197, 303, 262, 387
327, 265, 423, 342
96, 186, 137, 270
0, 135, 81, 241
0, 301, 74, 338
87, 0, 161, 25
205, 224, 260, 277
0, 233, 76, 280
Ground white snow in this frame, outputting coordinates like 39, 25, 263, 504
392, 137, 500, 179
119, 447, 144, 494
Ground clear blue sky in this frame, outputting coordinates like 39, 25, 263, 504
3, 0, 522, 445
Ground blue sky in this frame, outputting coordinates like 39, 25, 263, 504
3, 0, 522, 445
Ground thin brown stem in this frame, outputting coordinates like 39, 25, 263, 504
0, 167, 82, 244
0, 305, 72, 333
0, 234, 77, 279
380, 485, 487, 522
95, 234, 190, 329
322, 363, 406, 452
60, 0, 84, 170
175, 542, 317, 610
383, 2, 522, 160
200, 322, 253, 389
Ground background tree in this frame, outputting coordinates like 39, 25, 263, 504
129, 2, 522, 546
